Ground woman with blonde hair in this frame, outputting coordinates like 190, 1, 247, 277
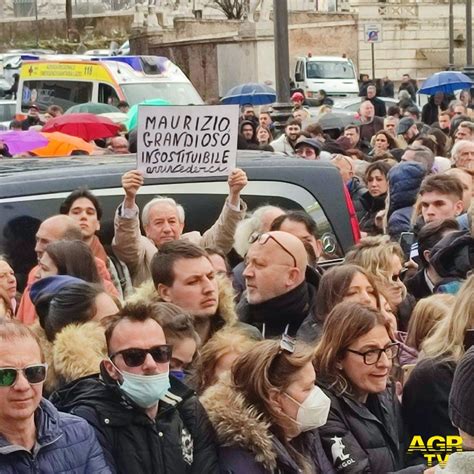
345, 236, 413, 331
192, 326, 259, 394
314, 302, 425, 473
405, 294, 455, 352
201, 338, 335, 473
402, 276, 474, 466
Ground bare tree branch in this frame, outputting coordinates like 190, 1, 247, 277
208, 0, 246, 20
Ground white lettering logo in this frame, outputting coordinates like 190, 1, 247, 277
331, 436, 350, 463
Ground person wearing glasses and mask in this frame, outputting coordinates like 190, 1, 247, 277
51, 302, 219, 474
237, 231, 317, 339
201, 338, 335, 474
0, 318, 111, 473
314, 303, 427, 474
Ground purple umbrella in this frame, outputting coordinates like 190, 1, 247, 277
0, 130, 49, 155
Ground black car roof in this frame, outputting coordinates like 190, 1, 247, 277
0, 151, 353, 252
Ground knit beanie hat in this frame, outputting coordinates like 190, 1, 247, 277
449, 346, 474, 435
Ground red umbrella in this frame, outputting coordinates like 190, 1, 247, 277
42, 113, 121, 141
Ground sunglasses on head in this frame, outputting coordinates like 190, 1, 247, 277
0, 364, 48, 387
249, 232, 298, 267
110, 345, 173, 367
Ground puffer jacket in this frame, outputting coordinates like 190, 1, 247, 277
318, 384, 425, 473
0, 398, 111, 473
29, 320, 107, 396
50, 369, 219, 474
112, 199, 247, 287
387, 162, 426, 240
200, 378, 335, 474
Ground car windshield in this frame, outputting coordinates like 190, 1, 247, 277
306, 61, 355, 80
122, 82, 203, 106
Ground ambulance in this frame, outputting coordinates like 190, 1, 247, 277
17, 55, 203, 113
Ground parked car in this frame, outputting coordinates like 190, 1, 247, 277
0, 99, 16, 128
0, 152, 359, 291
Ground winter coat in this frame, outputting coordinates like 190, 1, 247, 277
405, 269, 433, 301
112, 198, 247, 287
318, 384, 425, 473
402, 357, 458, 466
429, 230, 474, 280
381, 81, 395, 98
348, 178, 369, 221
0, 398, 111, 473
434, 452, 474, 473
50, 370, 219, 474
358, 191, 386, 235
359, 116, 384, 143
421, 97, 448, 126
29, 319, 107, 396
238, 268, 320, 339
387, 162, 426, 240
200, 378, 335, 474
127, 275, 238, 345
270, 134, 296, 154
368, 97, 387, 117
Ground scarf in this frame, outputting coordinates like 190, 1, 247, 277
246, 282, 312, 338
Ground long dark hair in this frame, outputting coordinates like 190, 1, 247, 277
45, 240, 101, 285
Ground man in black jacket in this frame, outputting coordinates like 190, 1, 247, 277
365, 85, 386, 117
237, 231, 318, 338
50, 302, 219, 474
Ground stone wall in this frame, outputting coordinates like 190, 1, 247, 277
133, 12, 359, 100
0, 12, 133, 48
356, 0, 471, 80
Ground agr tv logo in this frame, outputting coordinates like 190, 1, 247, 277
407, 435, 463, 467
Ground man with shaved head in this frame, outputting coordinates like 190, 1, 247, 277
17, 215, 117, 324
237, 231, 318, 338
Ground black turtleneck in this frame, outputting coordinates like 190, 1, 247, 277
240, 281, 315, 338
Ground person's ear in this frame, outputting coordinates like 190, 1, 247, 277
455, 200, 464, 215
158, 283, 173, 303
268, 388, 284, 412
315, 239, 323, 258
103, 358, 121, 382
286, 267, 301, 286
423, 250, 431, 264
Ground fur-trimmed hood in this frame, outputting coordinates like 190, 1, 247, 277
200, 378, 277, 471
30, 321, 107, 395
127, 275, 238, 332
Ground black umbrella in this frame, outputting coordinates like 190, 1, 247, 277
316, 112, 360, 131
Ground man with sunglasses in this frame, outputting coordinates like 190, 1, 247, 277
237, 230, 318, 338
0, 318, 111, 472
51, 303, 219, 474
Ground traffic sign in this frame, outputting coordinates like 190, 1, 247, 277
365, 24, 382, 43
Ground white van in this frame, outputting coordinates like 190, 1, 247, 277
17, 55, 203, 113
294, 55, 359, 98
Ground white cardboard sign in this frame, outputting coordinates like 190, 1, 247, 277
136, 104, 239, 178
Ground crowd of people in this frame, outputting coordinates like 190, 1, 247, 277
0, 77, 474, 473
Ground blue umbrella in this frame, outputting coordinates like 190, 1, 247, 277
418, 71, 474, 95
221, 83, 276, 105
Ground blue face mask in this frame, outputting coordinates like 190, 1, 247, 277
114, 364, 171, 408
170, 369, 185, 382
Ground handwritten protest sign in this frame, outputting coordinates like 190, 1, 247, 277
136, 104, 239, 178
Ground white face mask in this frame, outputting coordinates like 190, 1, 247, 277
285, 386, 331, 432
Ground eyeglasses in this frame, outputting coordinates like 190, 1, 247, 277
110, 345, 172, 367
249, 232, 297, 267
346, 342, 400, 365
0, 364, 48, 387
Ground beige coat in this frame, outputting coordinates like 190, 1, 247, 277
112, 198, 247, 287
